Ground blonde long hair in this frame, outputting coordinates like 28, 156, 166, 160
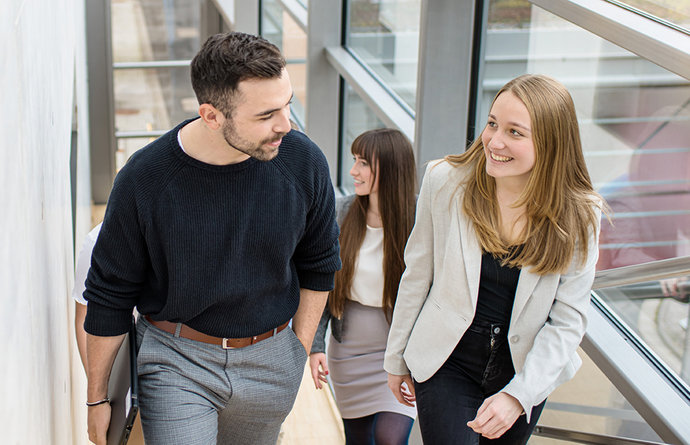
447, 74, 602, 274
329, 129, 417, 320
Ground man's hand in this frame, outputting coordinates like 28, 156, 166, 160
387, 373, 416, 407
309, 352, 329, 389
467, 392, 523, 439
87, 403, 112, 445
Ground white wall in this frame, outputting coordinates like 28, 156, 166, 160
0, 0, 89, 443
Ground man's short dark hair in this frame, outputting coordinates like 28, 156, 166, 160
191, 32, 286, 116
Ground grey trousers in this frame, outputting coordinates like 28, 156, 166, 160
135, 316, 307, 445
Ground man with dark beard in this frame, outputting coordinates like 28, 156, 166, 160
83, 32, 341, 445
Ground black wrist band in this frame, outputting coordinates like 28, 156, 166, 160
86, 398, 111, 407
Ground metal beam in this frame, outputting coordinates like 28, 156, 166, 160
529, 0, 690, 80
86, 0, 116, 204
582, 296, 690, 444
325, 47, 415, 143
201, 0, 224, 40
305, 0, 342, 184
278, 0, 307, 32
209, 0, 235, 29
234, 0, 260, 35
414, 0, 478, 171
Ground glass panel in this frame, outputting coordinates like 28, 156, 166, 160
488, 0, 532, 28
607, 0, 690, 32
113, 67, 198, 134
111, 0, 202, 62
346, 0, 421, 110
111, 0, 200, 138
531, 349, 664, 443
477, 0, 690, 433
115, 137, 160, 172
595, 280, 690, 385
261, 0, 308, 127
340, 84, 386, 191
478, 0, 690, 272
261, 0, 284, 48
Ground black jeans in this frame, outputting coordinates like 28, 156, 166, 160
414, 320, 545, 444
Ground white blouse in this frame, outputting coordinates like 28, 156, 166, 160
349, 225, 385, 307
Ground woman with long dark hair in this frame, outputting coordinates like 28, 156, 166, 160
310, 128, 418, 444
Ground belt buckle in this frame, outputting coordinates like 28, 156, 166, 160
222, 338, 237, 349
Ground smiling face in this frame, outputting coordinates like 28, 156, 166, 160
481, 91, 536, 188
350, 154, 378, 197
221, 68, 293, 161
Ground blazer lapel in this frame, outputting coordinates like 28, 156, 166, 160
456, 203, 482, 313
511, 267, 540, 324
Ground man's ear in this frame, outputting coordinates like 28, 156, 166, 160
198, 103, 224, 130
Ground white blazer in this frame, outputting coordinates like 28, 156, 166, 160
384, 160, 601, 421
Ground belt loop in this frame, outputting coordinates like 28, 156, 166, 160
174, 323, 183, 338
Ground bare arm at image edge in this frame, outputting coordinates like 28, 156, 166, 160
75, 302, 88, 371
73, 223, 102, 373
86, 333, 126, 445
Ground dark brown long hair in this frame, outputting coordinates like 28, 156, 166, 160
329, 129, 417, 321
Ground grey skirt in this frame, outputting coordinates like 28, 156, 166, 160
328, 300, 417, 420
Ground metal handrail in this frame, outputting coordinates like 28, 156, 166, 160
533, 425, 669, 444
603, 0, 690, 36
593, 256, 690, 290
532, 256, 690, 445
113, 60, 191, 69
115, 130, 167, 139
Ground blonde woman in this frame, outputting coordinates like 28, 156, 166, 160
385, 74, 604, 444
310, 129, 417, 444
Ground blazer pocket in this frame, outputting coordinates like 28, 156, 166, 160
403, 299, 469, 381
405, 300, 441, 354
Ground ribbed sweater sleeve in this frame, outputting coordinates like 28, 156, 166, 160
83, 168, 150, 335
282, 133, 340, 291
84, 121, 341, 337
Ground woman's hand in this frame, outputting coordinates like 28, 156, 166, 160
467, 392, 523, 439
309, 353, 329, 389
387, 373, 416, 407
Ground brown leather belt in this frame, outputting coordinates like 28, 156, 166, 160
144, 315, 289, 349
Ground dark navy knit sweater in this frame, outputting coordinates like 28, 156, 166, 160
84, 119, 341, 337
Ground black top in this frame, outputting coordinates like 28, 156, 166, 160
474, 250, 522, 326
84, 119, 341, 338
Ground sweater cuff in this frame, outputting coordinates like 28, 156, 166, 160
84, 301, 134, 336
298, 270, 335, 292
